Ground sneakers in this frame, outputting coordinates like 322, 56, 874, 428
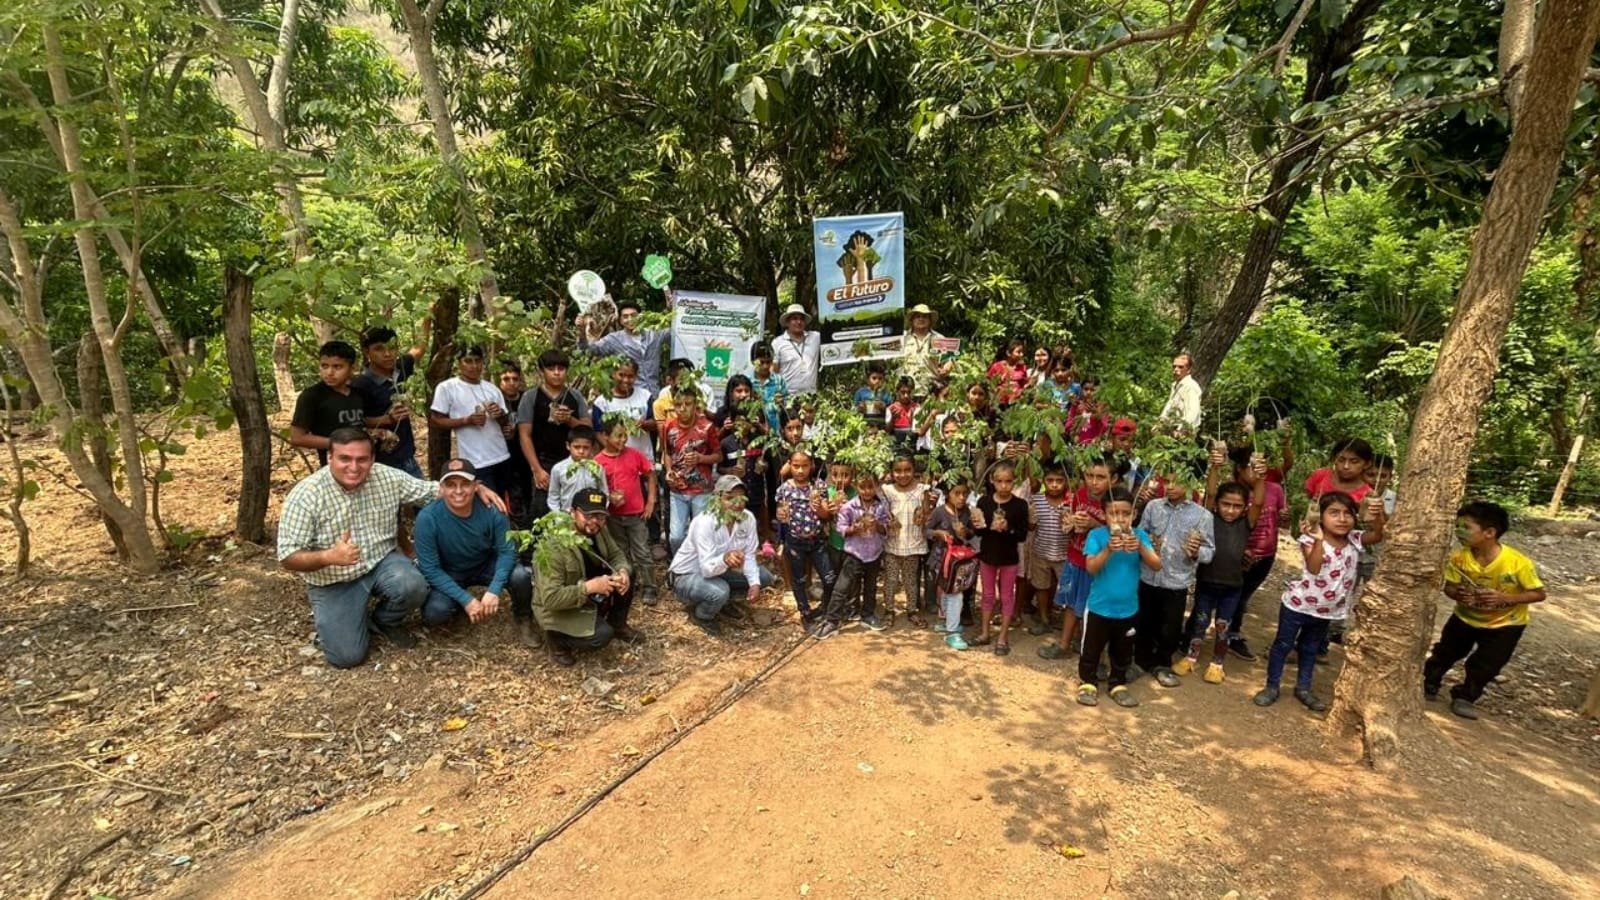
1450, 698, 1480, 720
1037, 643, 1066, 660
861, 615, 886, 632
1076, 685, 1099, 707
1294, 687, 1328, 712
690, 614, 724, 637
641, 588, 659, 607
1154, 668, 1182, 688
1109, 686, 1139, 708
515, 617, 544, 650
810, 619, 840, 641
945, 633, 969, 651
1171, 657, 1195, 676
800, 608, 823, 627
548, 642, 577, 667
1253, 686, 1281, 707
375, 622, 417, 650
613, 624, 645, 645
1203, 663, 1226, 685
1228, 637, 1257, 662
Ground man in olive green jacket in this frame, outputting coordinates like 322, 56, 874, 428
534, 489, 641, 666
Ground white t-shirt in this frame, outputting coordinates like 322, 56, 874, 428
772, 331, 821, 394
431, 377, 511, 467
593, 386, 656, 463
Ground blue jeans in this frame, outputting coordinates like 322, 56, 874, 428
1265, 605, 1332, 691
1228, 555, 1275, 641
675, 566, 775, 621
381, 457, 423, 478
307, 551, 427, 669
782, 537, 835, 615
668, 492, 713, 555
422, 563, 533, 626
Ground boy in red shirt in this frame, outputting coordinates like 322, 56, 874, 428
662, 388, 721, 555
597, 418, 658, 605
1039, 457, 1111, 660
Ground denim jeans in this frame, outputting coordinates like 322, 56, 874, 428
606, 515, 656, 592
826, 553, 881, 623
1265, 605, 1332, 691
782, 536, 836, 615
675, 566, 776, 621
1183, 580, 1243, 662
1228, 556, 1275, 641
422, 563, 533, 626
307, 551, 428, 669
669, 491, 713, 555
381, 457, 424, 478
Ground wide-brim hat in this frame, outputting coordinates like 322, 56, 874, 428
780, 303, 811, 325
907, 303, 938, 324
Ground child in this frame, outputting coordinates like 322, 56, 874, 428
596, 418, 658, 605
882, 455, 932, 628
1069, 377, 1109, 445
971, 461, 1030, 655
888, 377, 922, 455
986, 338, 1028, 406
1304, 437, 1374, 502
1046, 357, 1078, 411
750, 344, 789, 435
1356, 453, 1398, 584
925, 480, 977, 649
853, 361, 892, 427
662, 388, 721, 554
1226, 447, 1288, 661
1026, 465, 1072, 636
717, 399, 771, 542
516, 349, 590, 520
817, 460, 859, 616
1423, 501, 1545, 720
429, 345, 513, 493
1253, 492, 1385, 711
547, 425, 608, 512
1173, 472, 1254, 684
775, 450, 835, 623
1136, 474, 1214, 687
1041, 457, 1112, 660
1077, 487, 1161, 708
812, 470, 891, 639
290, 340, 368, 466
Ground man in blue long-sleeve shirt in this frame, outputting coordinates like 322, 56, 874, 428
414, 458, 536, 646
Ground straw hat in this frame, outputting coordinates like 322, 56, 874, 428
780, 303, 811, 325
907, 303, 938, 325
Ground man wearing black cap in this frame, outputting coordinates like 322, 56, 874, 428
532, 489, 641, 666
668, 474, 775, 634
414, 458, 535, 641
429, 345, 512, 493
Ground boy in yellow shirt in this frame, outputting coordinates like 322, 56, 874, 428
1424, 501, 1546, 720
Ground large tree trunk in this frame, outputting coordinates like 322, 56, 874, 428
271, 332, 297, 413
224, 268, 272, 544
1328, 0, 1600, 769
0, 374, 30, 575
424, 287, 461, 479
397, 0, 501, 319
1188, 0, 1383, 385
77, 333, 127, 558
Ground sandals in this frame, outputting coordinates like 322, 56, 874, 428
1037, 643, 1065, 660
993, 642, 1011, 657
969, 633, 993, 647
1026, 620, 1049, 636
1109, 686, 1139, 708
1294, 688, 1328, 712
1076, 685, 1099, 707
908, 612, 928, 629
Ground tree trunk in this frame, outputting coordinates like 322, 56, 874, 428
224, 268, 272, 544
424, 287, 461, 479
77, 334, 127, 559
1188, 0, 1383, 386
1328, 0, 1600, 769
272, 332, 297, 413
0, 375, 30, 575
397, 0, 501, 318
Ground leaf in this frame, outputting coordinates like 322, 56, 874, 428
1057, 843, 1086, 859
730, 0, 748, 17
440, 717, 469, 732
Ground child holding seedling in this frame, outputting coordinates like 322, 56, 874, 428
1040, 457, 1112, 660
882, 455, 933, 628
926, 480, 979, 650
775, 449, 834, 624
1077, 487, 1161, 709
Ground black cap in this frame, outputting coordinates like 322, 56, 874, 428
572, 490, 609, 514
440, 458, 478, 482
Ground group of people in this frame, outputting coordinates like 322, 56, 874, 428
275, 301, 1546, 721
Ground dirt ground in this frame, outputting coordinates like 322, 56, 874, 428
1, 427, 1597, 899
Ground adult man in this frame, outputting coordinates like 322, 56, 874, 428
900, 303, 952, 395
771, 304, 821, 395
532, 489, 641, 666
1158, 353, 1203, 433
413, 458, 534, 645
576, 297, 671, 393
277, 428, 504, 668
354, 326, 424, 475
668, 475, 776, 635
429, 346, 512, 493
517, 349, 590, 520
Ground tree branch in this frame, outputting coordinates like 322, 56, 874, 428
266, 0, 302, 131
917, 0, 1211, 61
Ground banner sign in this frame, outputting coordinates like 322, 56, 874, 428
670, 290, 767, 396
813, 212, 906, 366
933, 337, 961, 361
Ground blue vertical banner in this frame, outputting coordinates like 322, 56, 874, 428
813, 212, 906, 366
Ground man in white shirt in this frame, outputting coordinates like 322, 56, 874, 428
668, 475, 776, 635
771, 304, 821, 395
429, 346, 513, 494
1158, 353, 1203, 434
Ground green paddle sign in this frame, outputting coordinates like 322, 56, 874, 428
641, 254, 673, 289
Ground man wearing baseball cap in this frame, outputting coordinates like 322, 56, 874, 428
532, 488, 640, 666
413, 459, 534, 643
770, 303, 821, 395
668, 474, 775, 635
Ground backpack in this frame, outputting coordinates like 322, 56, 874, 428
937, 541, 980, 595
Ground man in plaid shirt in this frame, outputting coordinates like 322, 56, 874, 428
278, 428, 504, 668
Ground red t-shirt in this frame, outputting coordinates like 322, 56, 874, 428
665, 415, 720, 495
889, 400, 918, 431
1066, 486, 1108, 568
1305, 468, 1372, 503
987, 360, 1028, 404
596, 447, 652, 516
1069, 401, 1109, 445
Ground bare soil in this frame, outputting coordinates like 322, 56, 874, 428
1, 428, 1596, 899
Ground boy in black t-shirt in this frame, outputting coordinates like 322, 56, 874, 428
291, 340, 367, 466
353, 326, 421, 475
516, 349, 590, 520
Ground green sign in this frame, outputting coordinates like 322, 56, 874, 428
703, 345, 732, 378
641, 254, 673, 289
